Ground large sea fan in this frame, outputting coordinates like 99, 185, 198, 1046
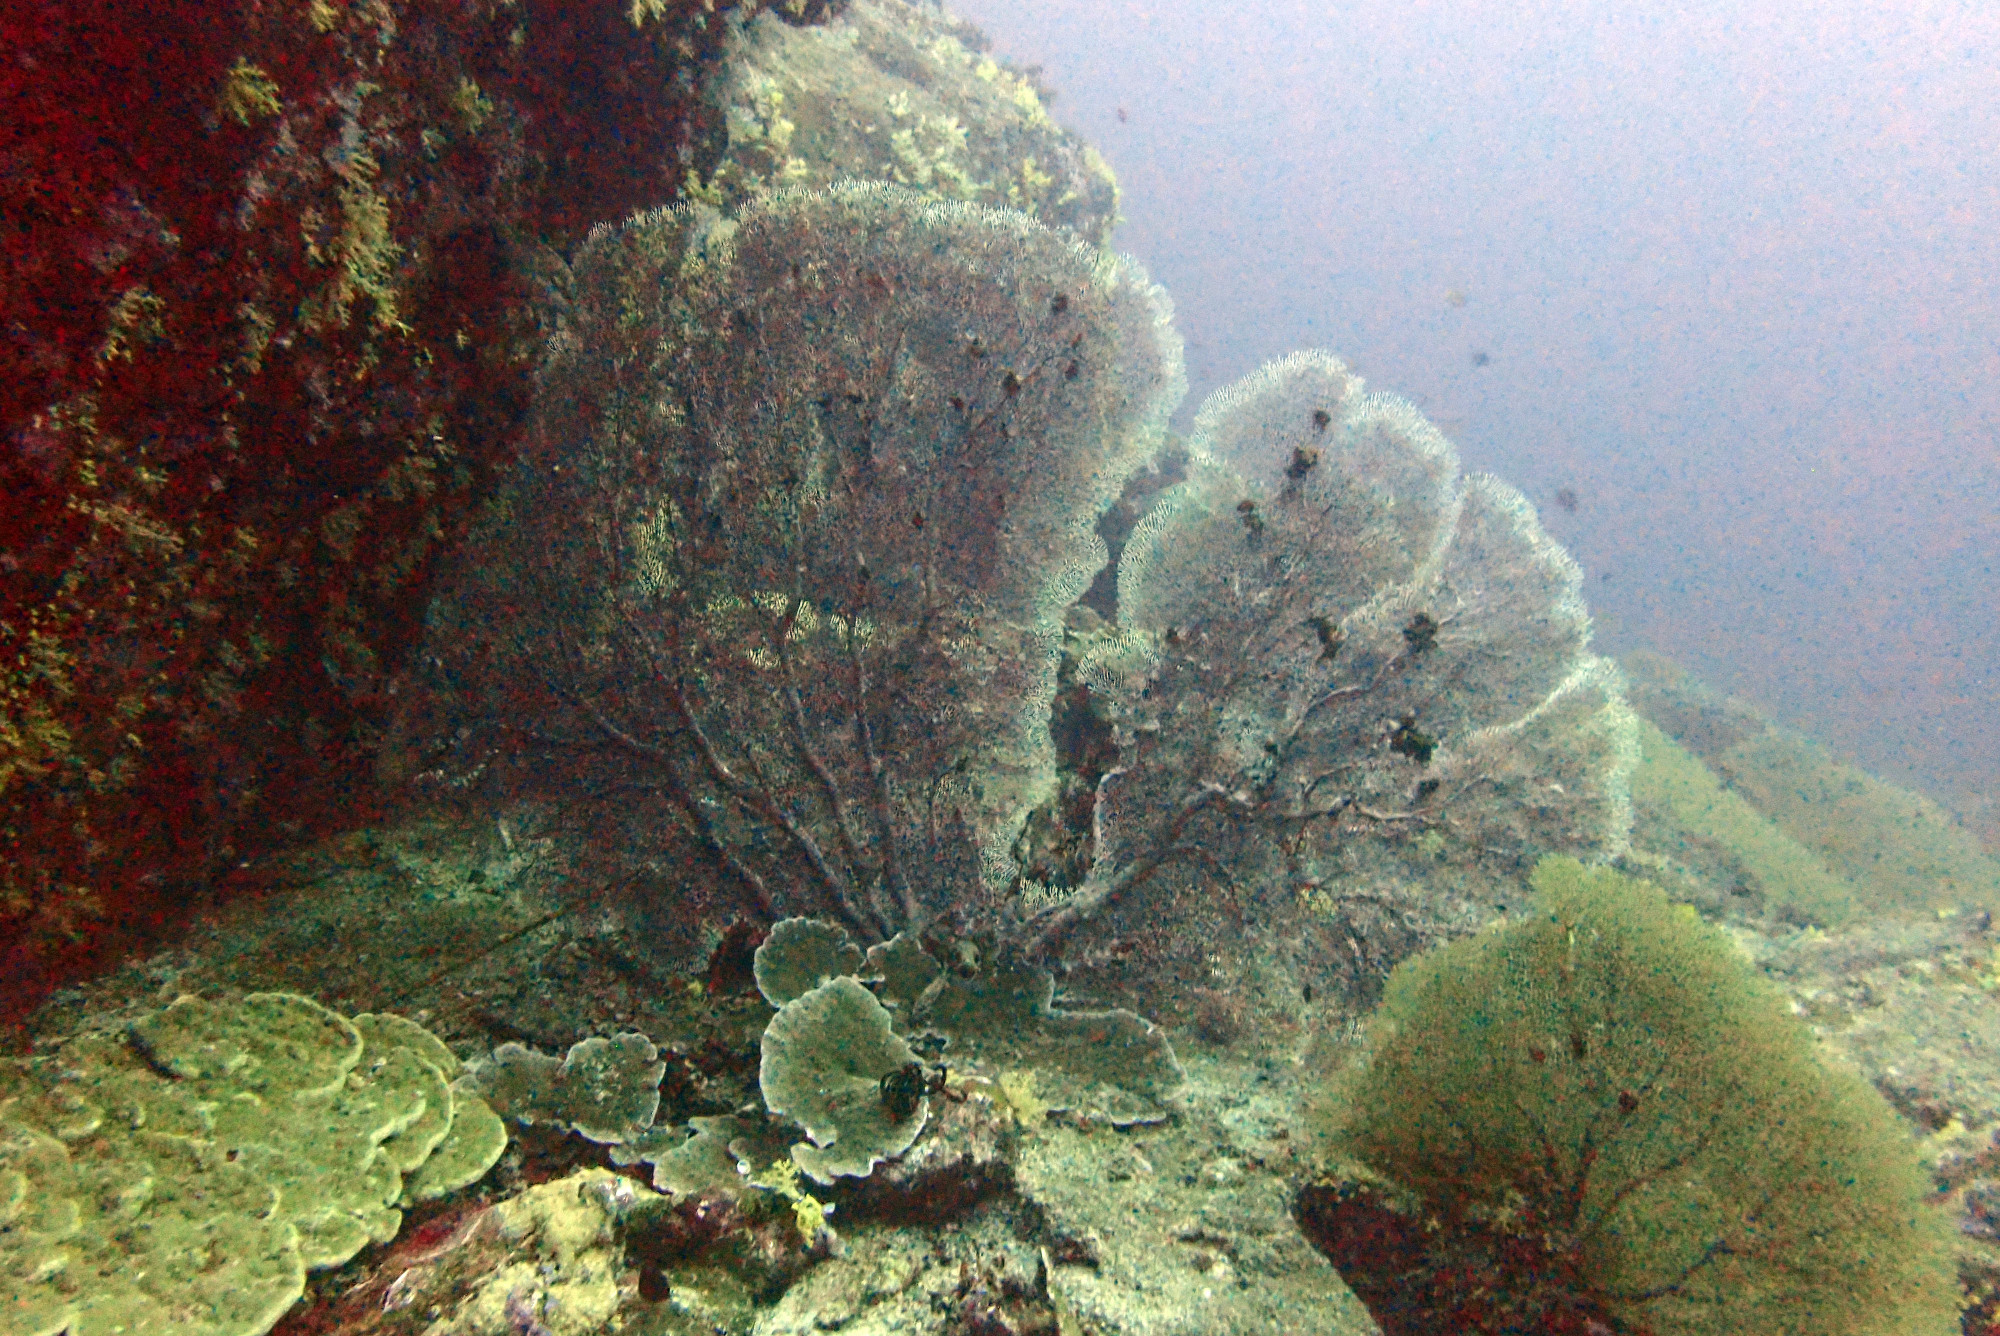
431, 184, 1632, 985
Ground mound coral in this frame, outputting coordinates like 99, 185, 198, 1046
1301, 857, 1959, 1336
695, 0, 1122, 243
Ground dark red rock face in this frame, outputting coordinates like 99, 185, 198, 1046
1294, 1180, 1636, 1336
0, 0, 761, 1017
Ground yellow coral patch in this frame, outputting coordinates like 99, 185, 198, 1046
219, 59, 282, 125
996, 1069, 1047, 1127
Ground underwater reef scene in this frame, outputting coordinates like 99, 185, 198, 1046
5, 2, 2000, 1335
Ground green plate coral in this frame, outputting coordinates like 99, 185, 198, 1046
0, 992, 506, 1336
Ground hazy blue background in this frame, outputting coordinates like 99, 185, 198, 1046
951, 0, 2000, 833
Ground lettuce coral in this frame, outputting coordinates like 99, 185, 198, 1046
0, 992, 504, 1336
